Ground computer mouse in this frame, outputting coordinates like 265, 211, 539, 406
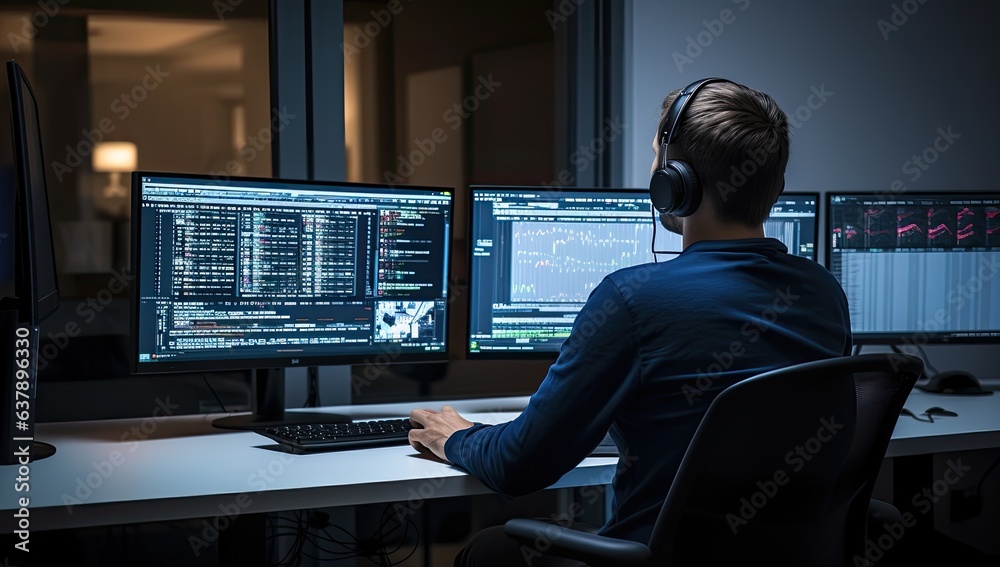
917, 370, 992, 396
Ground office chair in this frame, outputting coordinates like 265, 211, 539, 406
505, 353, 923, 566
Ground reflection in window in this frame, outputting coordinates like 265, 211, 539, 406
0, 2, 269, 385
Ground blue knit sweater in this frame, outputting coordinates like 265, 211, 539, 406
446, 238, 852, 544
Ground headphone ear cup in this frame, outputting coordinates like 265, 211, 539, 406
650, 160, 702, 217
666, 160, 702, 217
649, 166, 682, 214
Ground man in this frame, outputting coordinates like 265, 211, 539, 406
409, 79, 852, 566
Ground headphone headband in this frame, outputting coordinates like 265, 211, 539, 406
659, 77, 731, 149
650, 77, 735, 218
650, 77, 783, 218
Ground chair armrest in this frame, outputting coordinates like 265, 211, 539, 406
868, 498, 902, 525
504, 519, 650, 567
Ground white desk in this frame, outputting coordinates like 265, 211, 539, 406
4, 390, 1000, 533
890, 389, 1000, 457
2, 396, 616, 532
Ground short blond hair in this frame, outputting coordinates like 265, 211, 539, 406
659, 82, 788, 226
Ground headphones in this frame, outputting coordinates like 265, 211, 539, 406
649, 77, 734, 217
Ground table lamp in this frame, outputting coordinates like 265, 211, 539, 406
93, 141, 137, 198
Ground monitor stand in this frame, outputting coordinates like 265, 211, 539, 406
32, 441, 55, 459
393, 361, 448, 397
213, 368, 352, 430
2, 314, 58, 463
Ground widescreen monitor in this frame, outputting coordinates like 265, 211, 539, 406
6, 61, 58, 325
467, 188, 820, 358
131, 173, 452, 427
467, 187, 653, 358
827, 192, 1000, 344
652, 192, 819, 261
3, 60, 60, 463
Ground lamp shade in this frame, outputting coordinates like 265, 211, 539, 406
93, 141, 138, 172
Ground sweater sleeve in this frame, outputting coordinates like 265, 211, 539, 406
444, 277, 642, 497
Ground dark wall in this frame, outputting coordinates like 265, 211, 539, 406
627, 0, 998, 191
625, 0, 999, 378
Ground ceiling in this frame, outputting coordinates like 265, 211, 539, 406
87, 17, 227, 56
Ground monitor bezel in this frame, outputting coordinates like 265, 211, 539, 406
130, 171, 455, 374
773, 191, 820, 262
465, 187, 823, 360
825, 190, 1000, 345
6, 60, 59, 326
465, 185, 652, 361
634, 190, 821, 261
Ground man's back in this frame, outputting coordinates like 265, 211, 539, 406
424, 79, 848, 566
444, 237, 851, 544
600, 237, 851, 542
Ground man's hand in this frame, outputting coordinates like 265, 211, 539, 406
408, 406, 474, 462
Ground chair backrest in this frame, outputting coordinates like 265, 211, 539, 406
647, 354, 922, 566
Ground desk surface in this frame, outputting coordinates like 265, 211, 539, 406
4, 397, 618, 531
5, 389, 1000, 532
891, 389, 1000, 457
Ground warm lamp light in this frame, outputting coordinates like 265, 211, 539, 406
93, 141, 137, 198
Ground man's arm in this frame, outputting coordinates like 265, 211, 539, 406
409, 277, 642, 497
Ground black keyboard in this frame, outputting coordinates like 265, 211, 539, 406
258, 419, 414, 453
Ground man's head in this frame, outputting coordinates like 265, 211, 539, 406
651, 80, 789, 234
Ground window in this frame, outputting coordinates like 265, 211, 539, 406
0, 0, 270, 383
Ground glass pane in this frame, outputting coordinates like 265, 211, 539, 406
342, 0, 559, 395
0, 1, 270, 382
343, 1, 557, 189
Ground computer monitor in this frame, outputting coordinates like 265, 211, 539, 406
131, 172, 453, 427
2, 60, 60, 463
827, 192, 1000, 344
767, 192, 819, 260
467, 187, 654, 358
466, 187, 820, 358
5, 61, 59, 325
652, 192, 819, 261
